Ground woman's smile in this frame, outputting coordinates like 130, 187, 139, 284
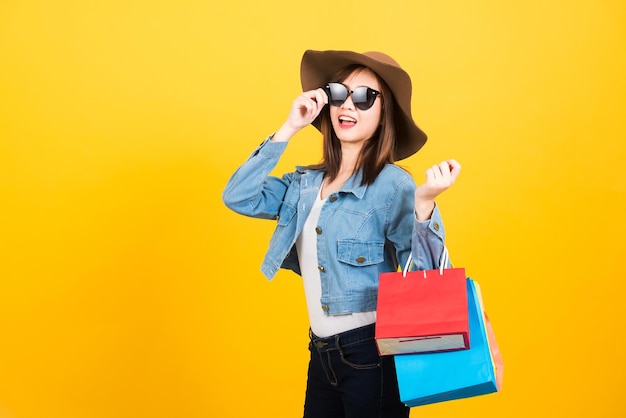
338, 114, 357, 128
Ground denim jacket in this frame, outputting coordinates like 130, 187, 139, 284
222, 138, 447, 315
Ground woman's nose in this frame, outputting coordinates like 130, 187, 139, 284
341, 93, 355, 110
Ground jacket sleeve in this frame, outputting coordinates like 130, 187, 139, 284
386, 175, 447, 272
411, 205, 448, 271
222, 137, 293, 220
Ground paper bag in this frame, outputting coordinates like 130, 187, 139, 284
393, 279, 500, 406
375, 263, 469, 355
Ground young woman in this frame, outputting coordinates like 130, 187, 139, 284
223, 50, 461, 418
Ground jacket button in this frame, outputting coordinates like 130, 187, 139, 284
318, 266, 325, 272
356, 256, 366, 263
274, 215, 280, 221
433, 222, 440, 231
315, 226, 322, 234
329, 195, 338, 202
321, 305, 330, 312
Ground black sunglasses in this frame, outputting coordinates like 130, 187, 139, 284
324, 82, 381, 111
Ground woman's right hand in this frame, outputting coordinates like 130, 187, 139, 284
271, 88, 328, 142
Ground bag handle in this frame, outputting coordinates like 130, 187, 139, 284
402, 246, 449, 278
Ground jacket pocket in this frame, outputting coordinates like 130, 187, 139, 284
337, 239, 385, 267
276, 202, 296, 226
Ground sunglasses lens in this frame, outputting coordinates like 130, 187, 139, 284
352, 87, 376, 111
327, 83, 348, 107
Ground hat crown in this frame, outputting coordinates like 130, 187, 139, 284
362, 51, 401, 68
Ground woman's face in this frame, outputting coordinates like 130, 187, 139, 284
329, 68, 382, 148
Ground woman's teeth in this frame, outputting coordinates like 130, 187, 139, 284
339, 116, 357, 124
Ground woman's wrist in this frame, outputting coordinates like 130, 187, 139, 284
415, 200, 435, 222
271, 122, 299, 142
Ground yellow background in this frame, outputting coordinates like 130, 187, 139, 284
1, 0, 625, 417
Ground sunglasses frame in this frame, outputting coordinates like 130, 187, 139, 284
324, 82, 382, 111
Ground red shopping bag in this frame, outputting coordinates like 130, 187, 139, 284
375, 250, 469, 356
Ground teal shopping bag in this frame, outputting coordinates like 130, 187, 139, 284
394, 279, 499, 407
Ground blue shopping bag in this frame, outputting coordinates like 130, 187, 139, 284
394, 278, 499, 407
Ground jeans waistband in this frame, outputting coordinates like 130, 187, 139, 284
309, 324, 376, 352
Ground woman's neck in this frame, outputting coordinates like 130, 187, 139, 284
321, 144, 361, 199
337, 142, 362, 175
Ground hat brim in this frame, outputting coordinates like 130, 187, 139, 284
300, 50, 427, 161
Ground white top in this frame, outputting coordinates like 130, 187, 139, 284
295, 189, 376, 338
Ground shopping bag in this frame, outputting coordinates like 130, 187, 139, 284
473, 282, 504, 391
375, 249, 469, 355
394, 278, 501, 407
484, 311, 504, 391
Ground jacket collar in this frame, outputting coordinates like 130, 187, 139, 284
341, 169, 367, 199
297, 167, 368, 199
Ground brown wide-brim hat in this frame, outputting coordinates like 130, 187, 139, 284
300, 49, 427, 161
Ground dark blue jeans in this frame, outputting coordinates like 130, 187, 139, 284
303, 324, 410, 418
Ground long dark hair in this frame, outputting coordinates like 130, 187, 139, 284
306, 65, 397, 186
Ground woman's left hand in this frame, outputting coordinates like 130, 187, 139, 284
414, 160, 462, 221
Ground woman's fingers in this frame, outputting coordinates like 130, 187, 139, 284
289, 89, 328, 128
415, 160, 462, 201
447, 159, 462, 181
430, 160, 461, 184
312, 88, 328, 106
